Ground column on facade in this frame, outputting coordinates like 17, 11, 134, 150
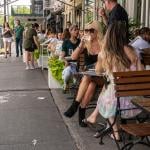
81, 0, 85, 29
93, 0, 97, 20
140, 0, 146, 26
145, 0, 150, 27
72, 0, 76, 24
125, 0, 136, 18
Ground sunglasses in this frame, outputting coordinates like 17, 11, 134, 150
84, 28, 95, 33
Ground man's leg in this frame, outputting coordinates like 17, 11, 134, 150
16, 38, 19, 57
19, 38, 23, 55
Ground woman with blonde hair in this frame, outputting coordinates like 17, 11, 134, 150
84, 21, 143, 140
64, 20, 104, 127
2, 22, 13, 58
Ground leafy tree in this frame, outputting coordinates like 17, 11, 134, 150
0, 15, 14, 28
12, 6, 31, 15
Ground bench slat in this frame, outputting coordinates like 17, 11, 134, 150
116, 83, 150, 91
113, 70, 150, 78
116, 90, 150, 97
115, 77, 150, 84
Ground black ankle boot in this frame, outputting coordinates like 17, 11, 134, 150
79, 106, 87, 127
64, 100, 80, 118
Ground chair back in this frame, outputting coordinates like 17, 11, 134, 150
113, 70, 150, 97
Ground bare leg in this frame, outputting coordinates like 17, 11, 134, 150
80, 82, 96, 108
30, 52, 35, 69
86, 106, 99, 123
76, 75, 91, 102
25, 51, 30, 69
8, 42, 11, 56
109, 117, 120, 140
4, 41, 7, 58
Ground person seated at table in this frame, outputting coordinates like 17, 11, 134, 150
64, 21, 104, 127
84, 21, 144, 140
130, 27, 150, 56
61, 24, 80, 92
38, 30, 45, 43
52, 32, 63, 57
47, 30, 59, 55
45, 28, 52, 39
62, 28, 70, 40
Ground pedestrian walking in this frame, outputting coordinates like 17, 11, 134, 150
14, 19, 24, 57
24, 23, 40, 70
2, 22, 13, 58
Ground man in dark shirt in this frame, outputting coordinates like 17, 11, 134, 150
14, 19, 24, 57
99, 0, 129, 41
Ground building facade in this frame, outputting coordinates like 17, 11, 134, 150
125, 0, 150, 27
63, 0, 150, 29
43, 0, 64, 32
11, 0, 44, 25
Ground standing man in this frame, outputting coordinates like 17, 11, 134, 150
99, 0, 129, 41
14, 19, 24, 57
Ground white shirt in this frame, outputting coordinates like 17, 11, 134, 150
130, 36, 150, 50
130, 36, 150, 57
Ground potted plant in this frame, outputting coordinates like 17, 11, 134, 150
48, 56, 64, 88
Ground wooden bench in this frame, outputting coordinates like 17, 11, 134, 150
113, 70, 150, 150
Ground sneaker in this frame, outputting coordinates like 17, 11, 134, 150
25, 66, 30, 70
30, 65, 35, 70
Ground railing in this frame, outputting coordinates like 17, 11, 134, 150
11, 5, 43, 16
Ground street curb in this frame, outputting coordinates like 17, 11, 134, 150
51, 89, 88, 150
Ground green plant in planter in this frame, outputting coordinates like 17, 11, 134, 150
48, 56, 64, 85
34, 49, 40, 60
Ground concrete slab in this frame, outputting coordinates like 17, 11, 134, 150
0, 91, 76, 149
0, 57, 78, 150
0, 62, 48, 91
51, 89, 150, 150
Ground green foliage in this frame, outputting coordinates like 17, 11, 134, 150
12, 6, 31, 15
34, 49, 40, 60
48, 57, 64, 85
0, 16, 14, 28
128, 18, 141, 40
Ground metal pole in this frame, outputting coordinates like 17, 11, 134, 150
81, 0, 85, 30
93, 0, 96, 20
73, 0, 76, 24
7, 0, 9, 22
4, 0, 7, 22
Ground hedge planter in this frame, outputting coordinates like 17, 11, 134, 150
38, 55, 48, 69
48, 68, 62, 89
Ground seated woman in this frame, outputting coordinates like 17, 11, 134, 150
61, 24, 80, 92
84, 21, 144, 140
64, 21, 104, 127
130, 27, 150, 55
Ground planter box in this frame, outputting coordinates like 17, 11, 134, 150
48, 68, 62, 89
38, 55, 48, 69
